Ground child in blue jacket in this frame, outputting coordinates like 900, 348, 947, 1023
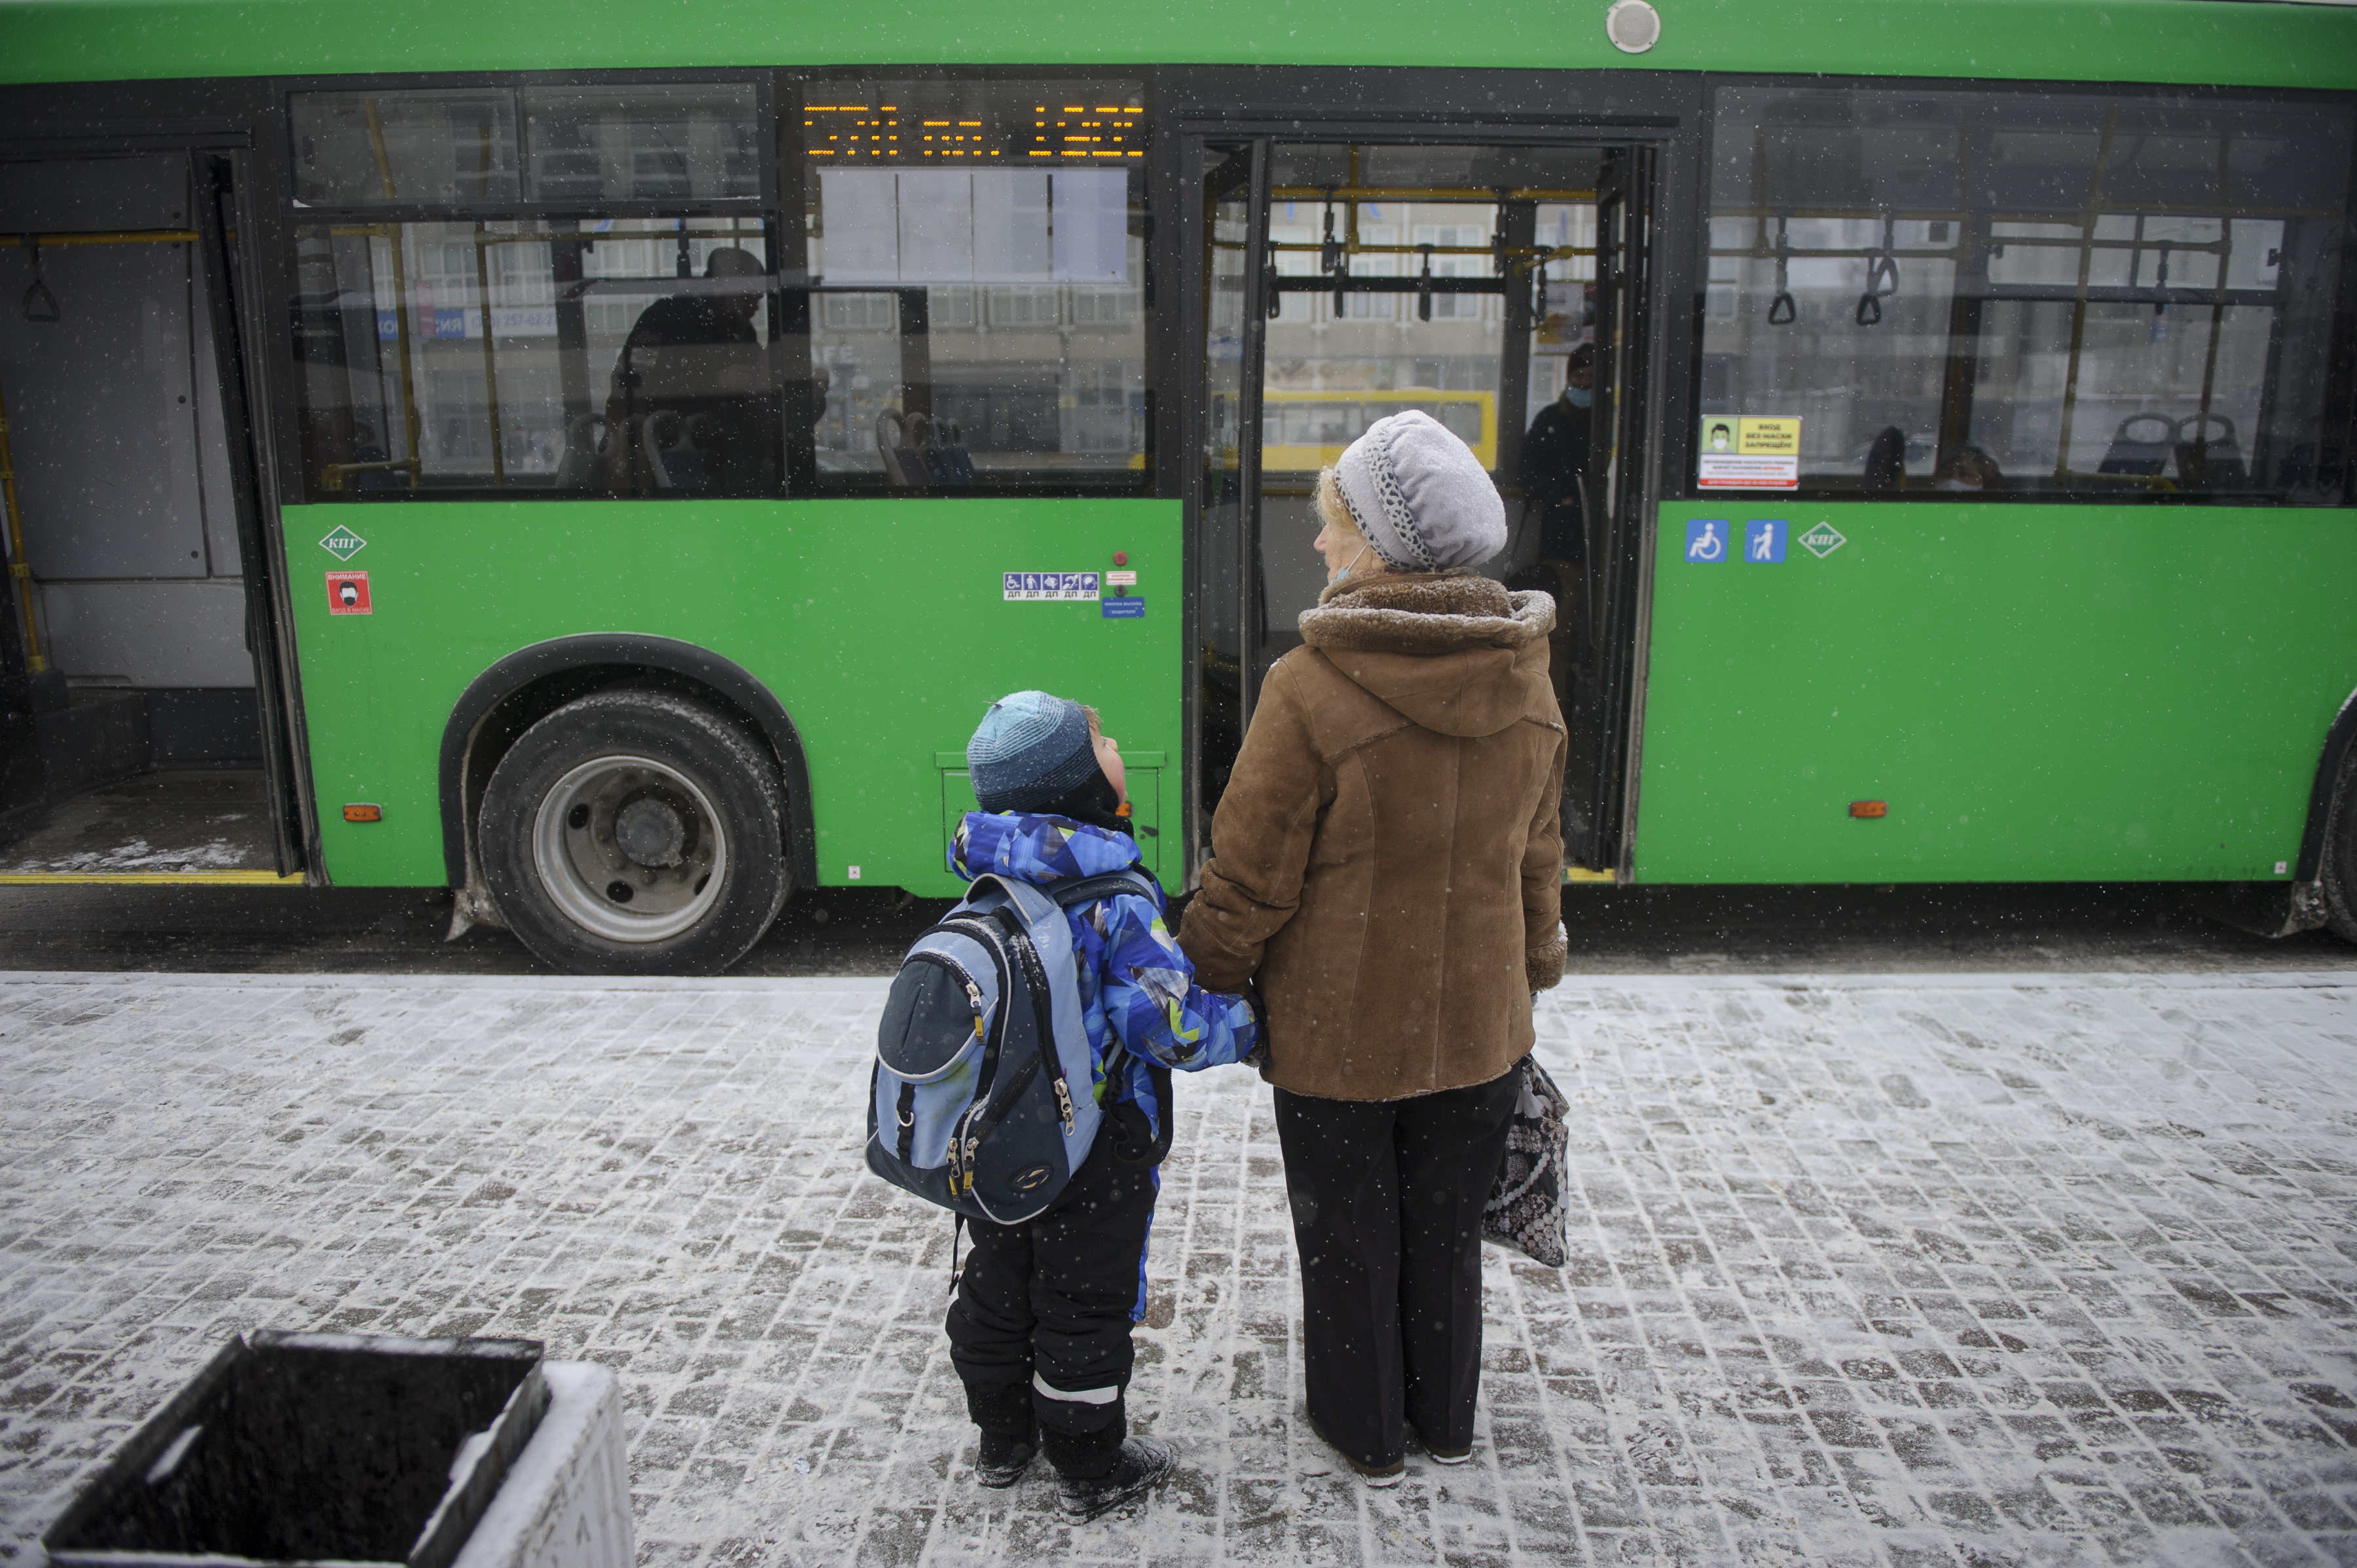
945, 689, 1260, 1522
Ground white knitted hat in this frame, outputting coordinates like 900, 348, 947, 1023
1334, 409, 1507, 572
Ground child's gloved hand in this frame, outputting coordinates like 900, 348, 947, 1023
1243, 979, 1271, 1072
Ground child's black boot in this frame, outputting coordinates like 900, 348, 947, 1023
966, 1381, 1036, 1489
1052, 1434, 1177, 1522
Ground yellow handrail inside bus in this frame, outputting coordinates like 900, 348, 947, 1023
0, 369, 48, 673
0, 231, 199, 247
1260, 388, 1497, 473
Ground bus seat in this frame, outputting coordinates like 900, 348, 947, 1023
2097, 412, 2176, 476
2173, 412, 2248, 491
553, 414, 608, 489
638, 410, 712, 490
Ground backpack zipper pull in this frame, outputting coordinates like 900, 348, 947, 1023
1053, 1077, 1076, 1135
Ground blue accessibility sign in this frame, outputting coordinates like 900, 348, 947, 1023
1685, 519, 1731, 563
1744, 519, 1786, 563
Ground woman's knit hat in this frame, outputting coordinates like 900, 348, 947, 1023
1334, 409, 1508, 572
966, 690, 1098, 812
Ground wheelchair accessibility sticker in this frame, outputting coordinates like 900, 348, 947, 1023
1745, 520, 1786, 562
1685, 519, 1730, 562
1003, 572, 1101, 601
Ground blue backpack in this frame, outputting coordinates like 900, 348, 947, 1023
866, 867, 1158, 1224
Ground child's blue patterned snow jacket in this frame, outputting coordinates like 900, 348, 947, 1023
949, 811, 1260, 1143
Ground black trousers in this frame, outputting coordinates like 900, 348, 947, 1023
1274, 1063, 1522, 1468
945, 1131, 1158, 1478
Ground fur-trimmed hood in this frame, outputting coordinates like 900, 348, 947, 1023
1296, 571, 1557, 739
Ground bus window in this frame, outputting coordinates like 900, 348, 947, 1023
291, 219, 778, 498
1698, 86, 2354, 503
293, 86, 759, 208
795, 79, 1152, 493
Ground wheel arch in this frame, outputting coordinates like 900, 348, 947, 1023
440, 635, 818, 892
2296, 682, 2357, 884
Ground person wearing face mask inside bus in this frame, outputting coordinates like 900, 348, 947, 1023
1931, 443, 2004, 494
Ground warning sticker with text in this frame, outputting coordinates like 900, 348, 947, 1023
1698, 416, 1800, 490
327, 570, 372, 615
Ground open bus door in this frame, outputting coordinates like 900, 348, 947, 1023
1186, 130, 1657, 881
0, 150, 310, 882
1575, 145, 1656, 880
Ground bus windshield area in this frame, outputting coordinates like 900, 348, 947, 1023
1698, 86, 2355, 503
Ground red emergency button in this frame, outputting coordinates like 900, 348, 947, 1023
1112, 551, 1128, 566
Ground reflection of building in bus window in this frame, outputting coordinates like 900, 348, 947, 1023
602, 246, 773, 494
1517, 343, 1594, 568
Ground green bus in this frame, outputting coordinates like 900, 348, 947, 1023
0, 0, 2352, 972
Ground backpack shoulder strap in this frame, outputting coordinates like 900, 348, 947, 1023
1047, 869, 1159, 911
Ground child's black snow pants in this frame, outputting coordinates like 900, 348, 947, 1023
945, 1127, 1158, 1480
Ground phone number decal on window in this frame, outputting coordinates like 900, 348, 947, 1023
1002, 572, 1102, 600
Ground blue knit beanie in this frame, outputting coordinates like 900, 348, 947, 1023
966, 690, 1098, 812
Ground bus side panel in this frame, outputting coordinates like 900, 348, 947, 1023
282, 498, 1182, 896
1634, 501, 2357, 885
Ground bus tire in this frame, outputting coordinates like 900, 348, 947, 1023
478, 688, 790, 975
2325, 746, 2357, 945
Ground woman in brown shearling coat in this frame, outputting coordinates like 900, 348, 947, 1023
1178, 410, 1567, 1484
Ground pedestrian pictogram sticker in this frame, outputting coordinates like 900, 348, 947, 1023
318, 525, 367, 562
1799, 522, 1847, 558
1745, 520, 1786, 562
327, 570, 371, 615
1002, 571, 1100, 601
1685, 519, 1730, 562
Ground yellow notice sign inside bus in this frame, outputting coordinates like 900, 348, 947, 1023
1698, 415, 1800, 489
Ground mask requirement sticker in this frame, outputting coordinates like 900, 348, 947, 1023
1698, 416, 1800, 490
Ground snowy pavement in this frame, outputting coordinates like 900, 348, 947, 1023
2, 971, 2354, 1568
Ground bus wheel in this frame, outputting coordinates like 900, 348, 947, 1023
2326, 746, 2357, 945
479, 689, 790, 975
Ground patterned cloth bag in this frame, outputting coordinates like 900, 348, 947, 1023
1482, 1055, 1571, 1267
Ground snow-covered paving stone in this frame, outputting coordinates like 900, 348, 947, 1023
1, 970, 2353, 1567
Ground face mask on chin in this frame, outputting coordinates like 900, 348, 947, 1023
1564, 384, 1594, 410
1326, 541, 1374, 585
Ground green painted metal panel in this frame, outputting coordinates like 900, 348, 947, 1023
1635, 501, 2357, 884
0, 0, 2352, 91
283, 497, 1180, 896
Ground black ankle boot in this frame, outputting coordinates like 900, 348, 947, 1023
967, 1382, 1036, 1489
975, 1428, 1036, 1488
1053, 1435, 1176, 1522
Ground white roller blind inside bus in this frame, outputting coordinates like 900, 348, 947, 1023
816, 169, 1128, 285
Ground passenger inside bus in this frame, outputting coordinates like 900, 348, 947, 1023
1931, 443, 2003, 494
1862, 425, 1910, 494
601, 245, 773, 494
1516, 341, 1595, 585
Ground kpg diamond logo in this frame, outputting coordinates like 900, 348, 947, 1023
1799, 522, 1848, 558
318, 524, 367, 562
326, 570, 372, 615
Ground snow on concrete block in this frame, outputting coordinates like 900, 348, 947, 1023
450, 1362, 632, 1568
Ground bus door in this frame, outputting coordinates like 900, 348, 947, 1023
0, 152, 307, 881
1186, 134, 1656, 877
